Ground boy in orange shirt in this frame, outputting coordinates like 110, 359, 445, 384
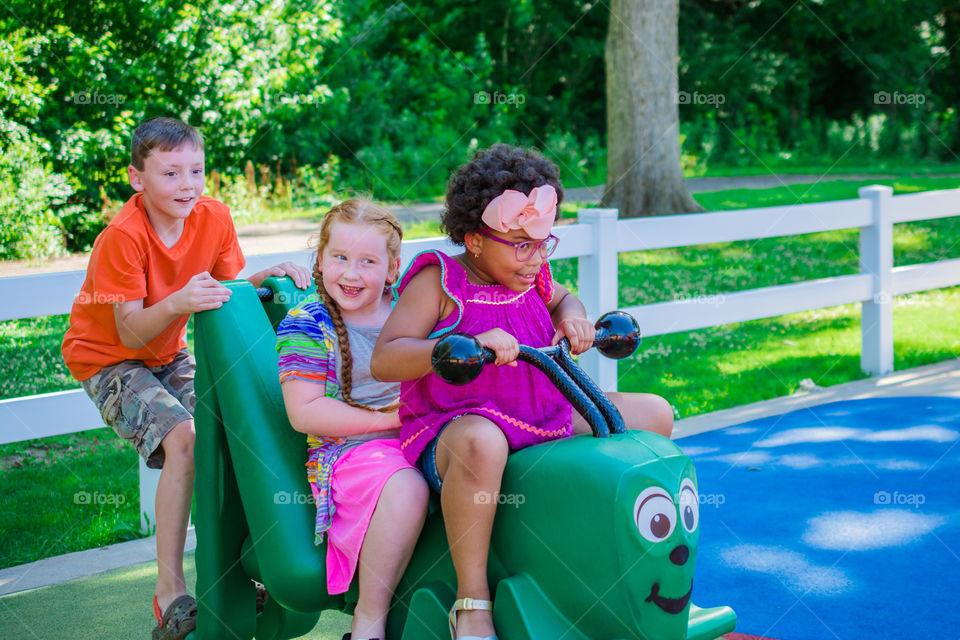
61, 117, 310, 640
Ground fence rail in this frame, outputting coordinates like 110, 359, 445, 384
2, 184, 959, 530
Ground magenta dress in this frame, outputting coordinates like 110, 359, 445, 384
396, 251, 574, 465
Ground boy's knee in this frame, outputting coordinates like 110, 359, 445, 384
160, 420, 195, 460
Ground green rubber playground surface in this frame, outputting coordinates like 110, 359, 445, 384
0, 553, 352, 640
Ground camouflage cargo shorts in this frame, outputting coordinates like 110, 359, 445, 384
80, 348, 196, 469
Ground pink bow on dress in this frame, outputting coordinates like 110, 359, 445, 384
480, 184, 557, 240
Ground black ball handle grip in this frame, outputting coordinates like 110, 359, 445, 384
431, 311, 640, 386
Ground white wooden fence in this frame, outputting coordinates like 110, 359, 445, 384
1, 184, 959, 530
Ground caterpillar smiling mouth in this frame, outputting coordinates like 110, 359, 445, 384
645, 582, 692, 614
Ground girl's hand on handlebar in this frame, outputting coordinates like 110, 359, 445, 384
552, 316, 596, 355
475, 328, 519, 367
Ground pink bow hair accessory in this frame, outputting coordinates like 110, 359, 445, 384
480, 184, 558, 240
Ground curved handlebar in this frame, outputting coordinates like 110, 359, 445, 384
430, 311, 641, 438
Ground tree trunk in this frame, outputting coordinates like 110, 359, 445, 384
602, 0, 704, 218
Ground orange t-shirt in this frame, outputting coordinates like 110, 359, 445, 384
62, 194, 246, 380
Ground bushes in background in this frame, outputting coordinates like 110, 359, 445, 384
1, 0, 957, 259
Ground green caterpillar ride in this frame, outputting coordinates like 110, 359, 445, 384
190, 277, 737, 640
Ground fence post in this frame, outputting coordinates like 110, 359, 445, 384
577, 208, 619, 391
858, 185, 894, 376
139, 458, 161, 534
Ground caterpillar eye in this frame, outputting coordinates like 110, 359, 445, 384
634, 487, 676, 542
678, 479, 699, 533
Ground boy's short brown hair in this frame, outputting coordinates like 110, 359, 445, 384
130, 117, 204, 170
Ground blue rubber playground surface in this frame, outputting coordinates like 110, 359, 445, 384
679, 397, 960, 640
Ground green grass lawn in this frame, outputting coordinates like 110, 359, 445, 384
0, 552, 354, 640
1, 175, 958, 569
695, 160, 960, 178
693, 176, 960, 211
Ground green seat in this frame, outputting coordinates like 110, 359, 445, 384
192, 277, 346, 640
190, 277, 737, 640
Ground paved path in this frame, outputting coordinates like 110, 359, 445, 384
562, 173, 905, 203
0, 174, 927, 278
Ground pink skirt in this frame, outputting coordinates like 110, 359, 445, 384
326, 438, 417, 594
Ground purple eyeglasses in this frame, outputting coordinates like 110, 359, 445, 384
481, 230, 559, 262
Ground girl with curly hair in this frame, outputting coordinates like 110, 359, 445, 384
371, 145, 673, 640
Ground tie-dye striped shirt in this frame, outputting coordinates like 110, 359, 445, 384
277, 295, 341, 397
278, 294, 402, 546
276, 295, 344, 543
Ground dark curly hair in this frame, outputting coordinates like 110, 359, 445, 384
441, 144, 564, 245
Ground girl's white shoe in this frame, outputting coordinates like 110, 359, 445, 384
448, 597, 498, 640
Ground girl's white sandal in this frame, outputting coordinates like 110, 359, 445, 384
448, 597, 498, 640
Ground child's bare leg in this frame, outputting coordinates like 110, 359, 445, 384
154, 420, 195, 612
572, 392, 674, 437
352, 468, 429, 638
435, 415, 508, 639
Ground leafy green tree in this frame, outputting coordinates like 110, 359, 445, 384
678, 0, 954, 162
0, 29, 81, 259
2, 0, 959, 261
0, 117, 80, 260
